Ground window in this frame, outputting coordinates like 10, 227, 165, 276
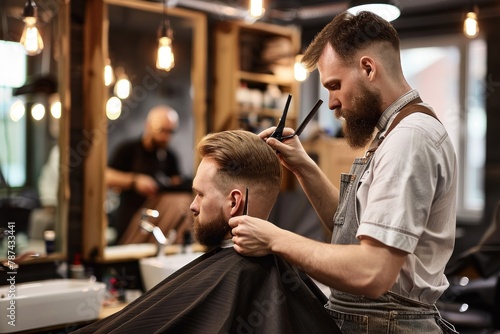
401, 36, 486, 221
0, 41, 27, 188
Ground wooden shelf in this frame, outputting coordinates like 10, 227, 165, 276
238, 71, 294, 86
212, 20, 301, 133
212, 20, 301, 190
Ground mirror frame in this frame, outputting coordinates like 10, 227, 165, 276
11, 0, 70, 265
82, 0, 207, 262
56, 0, 70, 262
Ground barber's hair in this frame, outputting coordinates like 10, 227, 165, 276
302, 11, 400, 70
197, 130, 282, 195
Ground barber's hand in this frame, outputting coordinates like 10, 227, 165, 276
228, 215, 280, 257
133, 174, 158, 196
259, 127, 311, 176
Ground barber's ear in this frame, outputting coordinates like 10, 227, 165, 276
229, 189, 243, 216
360, 57, 375, 80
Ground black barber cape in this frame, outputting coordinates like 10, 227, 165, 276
73, 247, 341, 334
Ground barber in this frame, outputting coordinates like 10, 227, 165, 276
229, 11, 458, 333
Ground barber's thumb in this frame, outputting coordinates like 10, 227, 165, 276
228, 216, 237, 228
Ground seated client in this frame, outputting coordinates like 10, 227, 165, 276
73, 130, 340, 334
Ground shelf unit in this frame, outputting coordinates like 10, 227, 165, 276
212, 20, 301, 134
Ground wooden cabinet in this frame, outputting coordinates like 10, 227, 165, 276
212, 20, 301, 134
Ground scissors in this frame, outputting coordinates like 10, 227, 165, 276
270, 97, 323, 142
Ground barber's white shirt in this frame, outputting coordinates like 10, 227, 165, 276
356, 92, 458, 304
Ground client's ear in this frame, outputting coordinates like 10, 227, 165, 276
229, 189, 243, 216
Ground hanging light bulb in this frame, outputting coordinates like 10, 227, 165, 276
156, 23, 175, 71
104, 58, 115, 86
294, 54, 308, 82
9, 100, 25, 122
249, 0, 265, 19
50, 100, 61, 119
19, 0, 44, 56
464, 8, 479, 38
114, 67, 131, 99
31, 103, 45, 121
106, 96, 122, 120
156, 1, 175, 72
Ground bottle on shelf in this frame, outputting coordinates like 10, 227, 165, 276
70, 253, 85, 279
236, 82, 251, 111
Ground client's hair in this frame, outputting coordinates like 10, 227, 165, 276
197, 130, 282, 199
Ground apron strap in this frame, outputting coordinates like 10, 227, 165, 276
365, 98, 441, 157
384, 103, 441, 138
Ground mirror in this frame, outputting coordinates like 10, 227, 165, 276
0, 0, 69, 263
82, 0, 206, 262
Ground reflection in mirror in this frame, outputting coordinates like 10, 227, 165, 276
105, 4, 196, 249
0, 0, 68, 263
81, 0, 206, 262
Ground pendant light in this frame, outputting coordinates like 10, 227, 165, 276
114, 67, 131, 99
156, 0, 175, 72
104, 58, 115, 87
294, 54, 308, 82
19, 0, 44, 55
249, 0, 265, 20
9, 100, 25, 122
464, 2, 479, 38
31, 103, 45, 121
347, 1, 400, 22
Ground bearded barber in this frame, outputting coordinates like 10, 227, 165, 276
229, 11, 458, 333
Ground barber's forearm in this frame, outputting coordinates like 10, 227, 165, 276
105, 168, 136, 189
270, 230, 402, 299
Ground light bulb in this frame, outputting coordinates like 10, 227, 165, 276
294, 55, 308, 82
115, 78, 131, 99
156, 36, 175, 71
106, 96, 122, 120
9, 100, 25, 122
104, 59, 115, 86
249, 0, 265, 19
50, 100, 61, 119
31, 103, 45, 121
464, 11, 479, 38
347, 3, 400, 22
20, 16, 43, 55
114, 67, 131, 99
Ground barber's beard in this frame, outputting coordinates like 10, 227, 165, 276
336, 85, 383, 149
193, 209, 231, 248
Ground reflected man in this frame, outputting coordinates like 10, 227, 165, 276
106, 105, 192, 245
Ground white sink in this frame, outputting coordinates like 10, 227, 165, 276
0, 278, 106, 333
104, 243, 157, 260
139, 252, 203, 291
